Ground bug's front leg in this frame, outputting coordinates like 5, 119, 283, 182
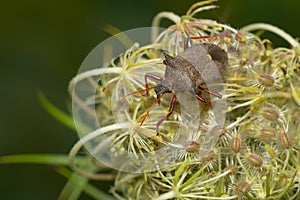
156, 94, 177, 135
143, 73, 162, 96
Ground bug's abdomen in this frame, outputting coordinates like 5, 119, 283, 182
179, 43, 228, 85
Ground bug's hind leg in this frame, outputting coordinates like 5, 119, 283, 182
195, 94, 211, 104
198, 86, 222, 98
195, 86, 222, 104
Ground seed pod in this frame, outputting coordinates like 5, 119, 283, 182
277, 129, 292, 149
185, 141, 200, 153
245, 152, 263, 168
201, 149, 216, 163
235, 181, 251, 197
230, 134, 242, 154
257, 73, 275, 87
261, 107, 279, 121
258, 128, 276, 143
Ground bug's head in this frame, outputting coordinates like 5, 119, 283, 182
163, 52, 174, 65
154, 84, 172, 100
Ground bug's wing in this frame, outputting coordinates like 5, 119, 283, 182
179, 44, 228, 84
179, 43, 210, 66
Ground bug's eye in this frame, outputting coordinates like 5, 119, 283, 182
163, 52, 175, 65
154, 84, 171, 96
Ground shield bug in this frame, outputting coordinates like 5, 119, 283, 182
128, 37, 228, 134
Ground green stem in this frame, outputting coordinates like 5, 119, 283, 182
38, 93, 76, 131
57, 167, 115, 200
154, 190, 176, 200
236, 154, 252, 181
0, 154, 70, 165
68, 123, 129, 179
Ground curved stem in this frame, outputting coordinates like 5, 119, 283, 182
236, 154, 252, 181
186, 0, 217, 16
281, 150, 290, 172
215, 22, 238, 34
188, 5, 218, 17
68, 67, 122, 95
241, 23, 299, 47
151, 11, 180, 42
68, 123, 130, 180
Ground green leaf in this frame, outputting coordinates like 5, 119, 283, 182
58, 170, 90, 200
0, 154, 71, 165
179, 165, 207, 190
37, 92, 76, 130
57, 163, 115, 200
173, 162, 188, 187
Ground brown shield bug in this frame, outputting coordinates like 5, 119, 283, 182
130, 37, 228, 135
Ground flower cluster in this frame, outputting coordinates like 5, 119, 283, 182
69, 0, 300, 199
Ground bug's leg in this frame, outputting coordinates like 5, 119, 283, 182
143, 73, 162, 96
119, 73, 161, 101
132, 98, 161, 135
195, 94, 211, 104
118, 86, 156, 103
156, 94, 177, 135
198, 86, 222, 98
139, 98, 160, 126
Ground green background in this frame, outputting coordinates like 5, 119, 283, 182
0, 0, 299, 199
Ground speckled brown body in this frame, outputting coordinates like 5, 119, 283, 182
155, 43, 228, 97
142, 42, 228, 133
